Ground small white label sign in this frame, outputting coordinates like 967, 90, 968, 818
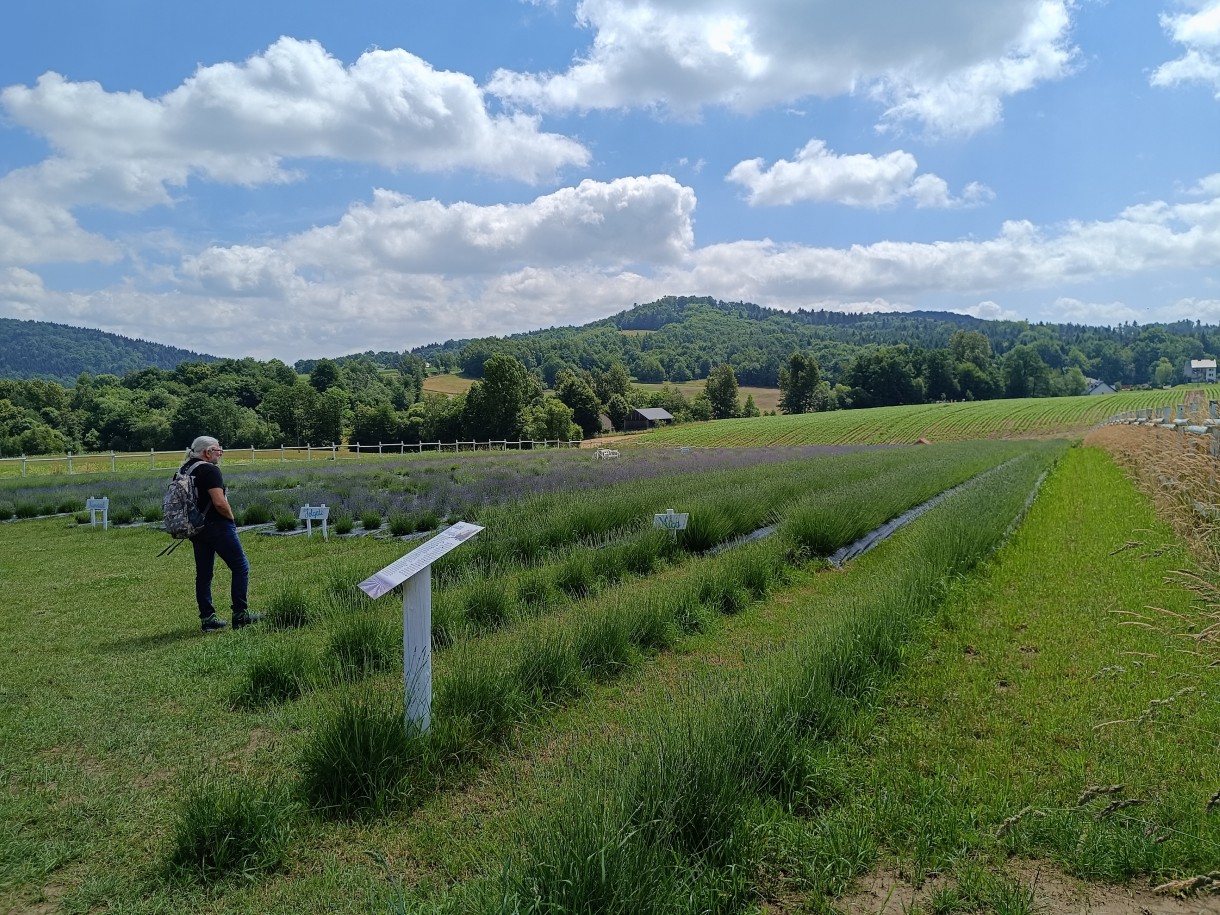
85, 497, 109, 511
653, 508, 689, 531
298, 504, 329, 521
359, 521, 484, 599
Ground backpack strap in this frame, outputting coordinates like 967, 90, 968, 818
156, 538, 185, 558
179, 458, 213, 522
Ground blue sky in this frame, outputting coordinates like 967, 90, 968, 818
1, 0, 1219, 361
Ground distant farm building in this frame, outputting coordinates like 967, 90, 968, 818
1085, 378, 1116, 396
1184, 359, 1217, 383
624, 407, 674, 432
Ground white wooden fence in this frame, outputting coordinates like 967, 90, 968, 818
0, 438, 581, 477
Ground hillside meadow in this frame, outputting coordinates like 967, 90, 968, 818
637, 386, 1220, 446
1, 399, 1217, 915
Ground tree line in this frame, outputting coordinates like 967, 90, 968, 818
2, 297, 1216, 456
0, 350, 748, 456
412, 296, 1215, 391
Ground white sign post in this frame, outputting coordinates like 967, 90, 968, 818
653, 508, 688, 533
85, 497, 109, 530
357, 521, 483, 732
298, 503, 330, 540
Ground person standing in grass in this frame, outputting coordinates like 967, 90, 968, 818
182, 435, 261, 633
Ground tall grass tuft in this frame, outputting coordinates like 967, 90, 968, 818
167, 777, 295, 880
696, 567, 752, 616
463, 579, 519, 630
623, 595, 680, 653
109, 505, 136, 525
619, 530, 673, 575
678, 508, 731, 553
239, 643, 318, 705
266, 583, 314, 629
513, 631, 586, 706
360, 510, 383, 531
326, 614, 398, 681
388, 511, 414, 537
555, 552, 598, 598
575, 609, 640, 680
499, 791, 683, 914
430, 598, 462, 649
434, 648, 524, 746
672, 587, 718, 634
783, 505, 857, 557
299, 691, 424, 818
322, 560, 379, 612
239, 502, 272, 526
514, 567, 558, 611
412, 509, 439, 532
273, 512, 299, 532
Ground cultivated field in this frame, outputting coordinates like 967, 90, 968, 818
2, 403, 1218, 915
421, 373, 476, 397
420, 373, 784, 412
632, 380, 783, 412
638, 386, 1220, 446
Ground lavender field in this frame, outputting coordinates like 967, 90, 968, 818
0, 445, 871, 527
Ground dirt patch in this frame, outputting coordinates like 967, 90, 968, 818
830, 863, 1220, 915
580, 434, 638, 447
4, 881, 68, 915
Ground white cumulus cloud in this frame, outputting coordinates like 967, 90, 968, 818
1052, 296, 1142, 325
726, 140, 993, 208
1, 38, 589, 190
280, 175, 696, 275
16, 173, 1220, 361
1152, 1, 1220, 96
489, 0, 1077, 134
874, 0, 1077, 136
0, 37, 590, 268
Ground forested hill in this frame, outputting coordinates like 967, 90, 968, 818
0, 318, 217, 383
407, 295, 1214, 388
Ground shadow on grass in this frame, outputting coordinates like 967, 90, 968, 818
98, 627, 204, 654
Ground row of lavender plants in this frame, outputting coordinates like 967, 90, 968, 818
165, 440, 1057, 882
429, 440, 1033, 644
0, 446, 862, 527
241, 439, 1028, 708
437, 442, 1071, 914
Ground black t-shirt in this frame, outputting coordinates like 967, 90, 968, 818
179, 459, 224, 525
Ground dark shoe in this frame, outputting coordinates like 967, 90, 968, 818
231, 611, 263, 630
201, 614, 228, 633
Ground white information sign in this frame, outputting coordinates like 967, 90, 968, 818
86, 497, 109, 529
359, 521, 484, 599
298, 503, 330, 540
653, 508, 689, 531
356, 520, 484, 733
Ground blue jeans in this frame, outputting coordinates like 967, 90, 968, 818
191, 520, 249, 618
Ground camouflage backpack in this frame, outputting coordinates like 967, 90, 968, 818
158, 460, 210, 555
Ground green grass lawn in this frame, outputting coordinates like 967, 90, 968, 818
790, 445, 1220, 911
